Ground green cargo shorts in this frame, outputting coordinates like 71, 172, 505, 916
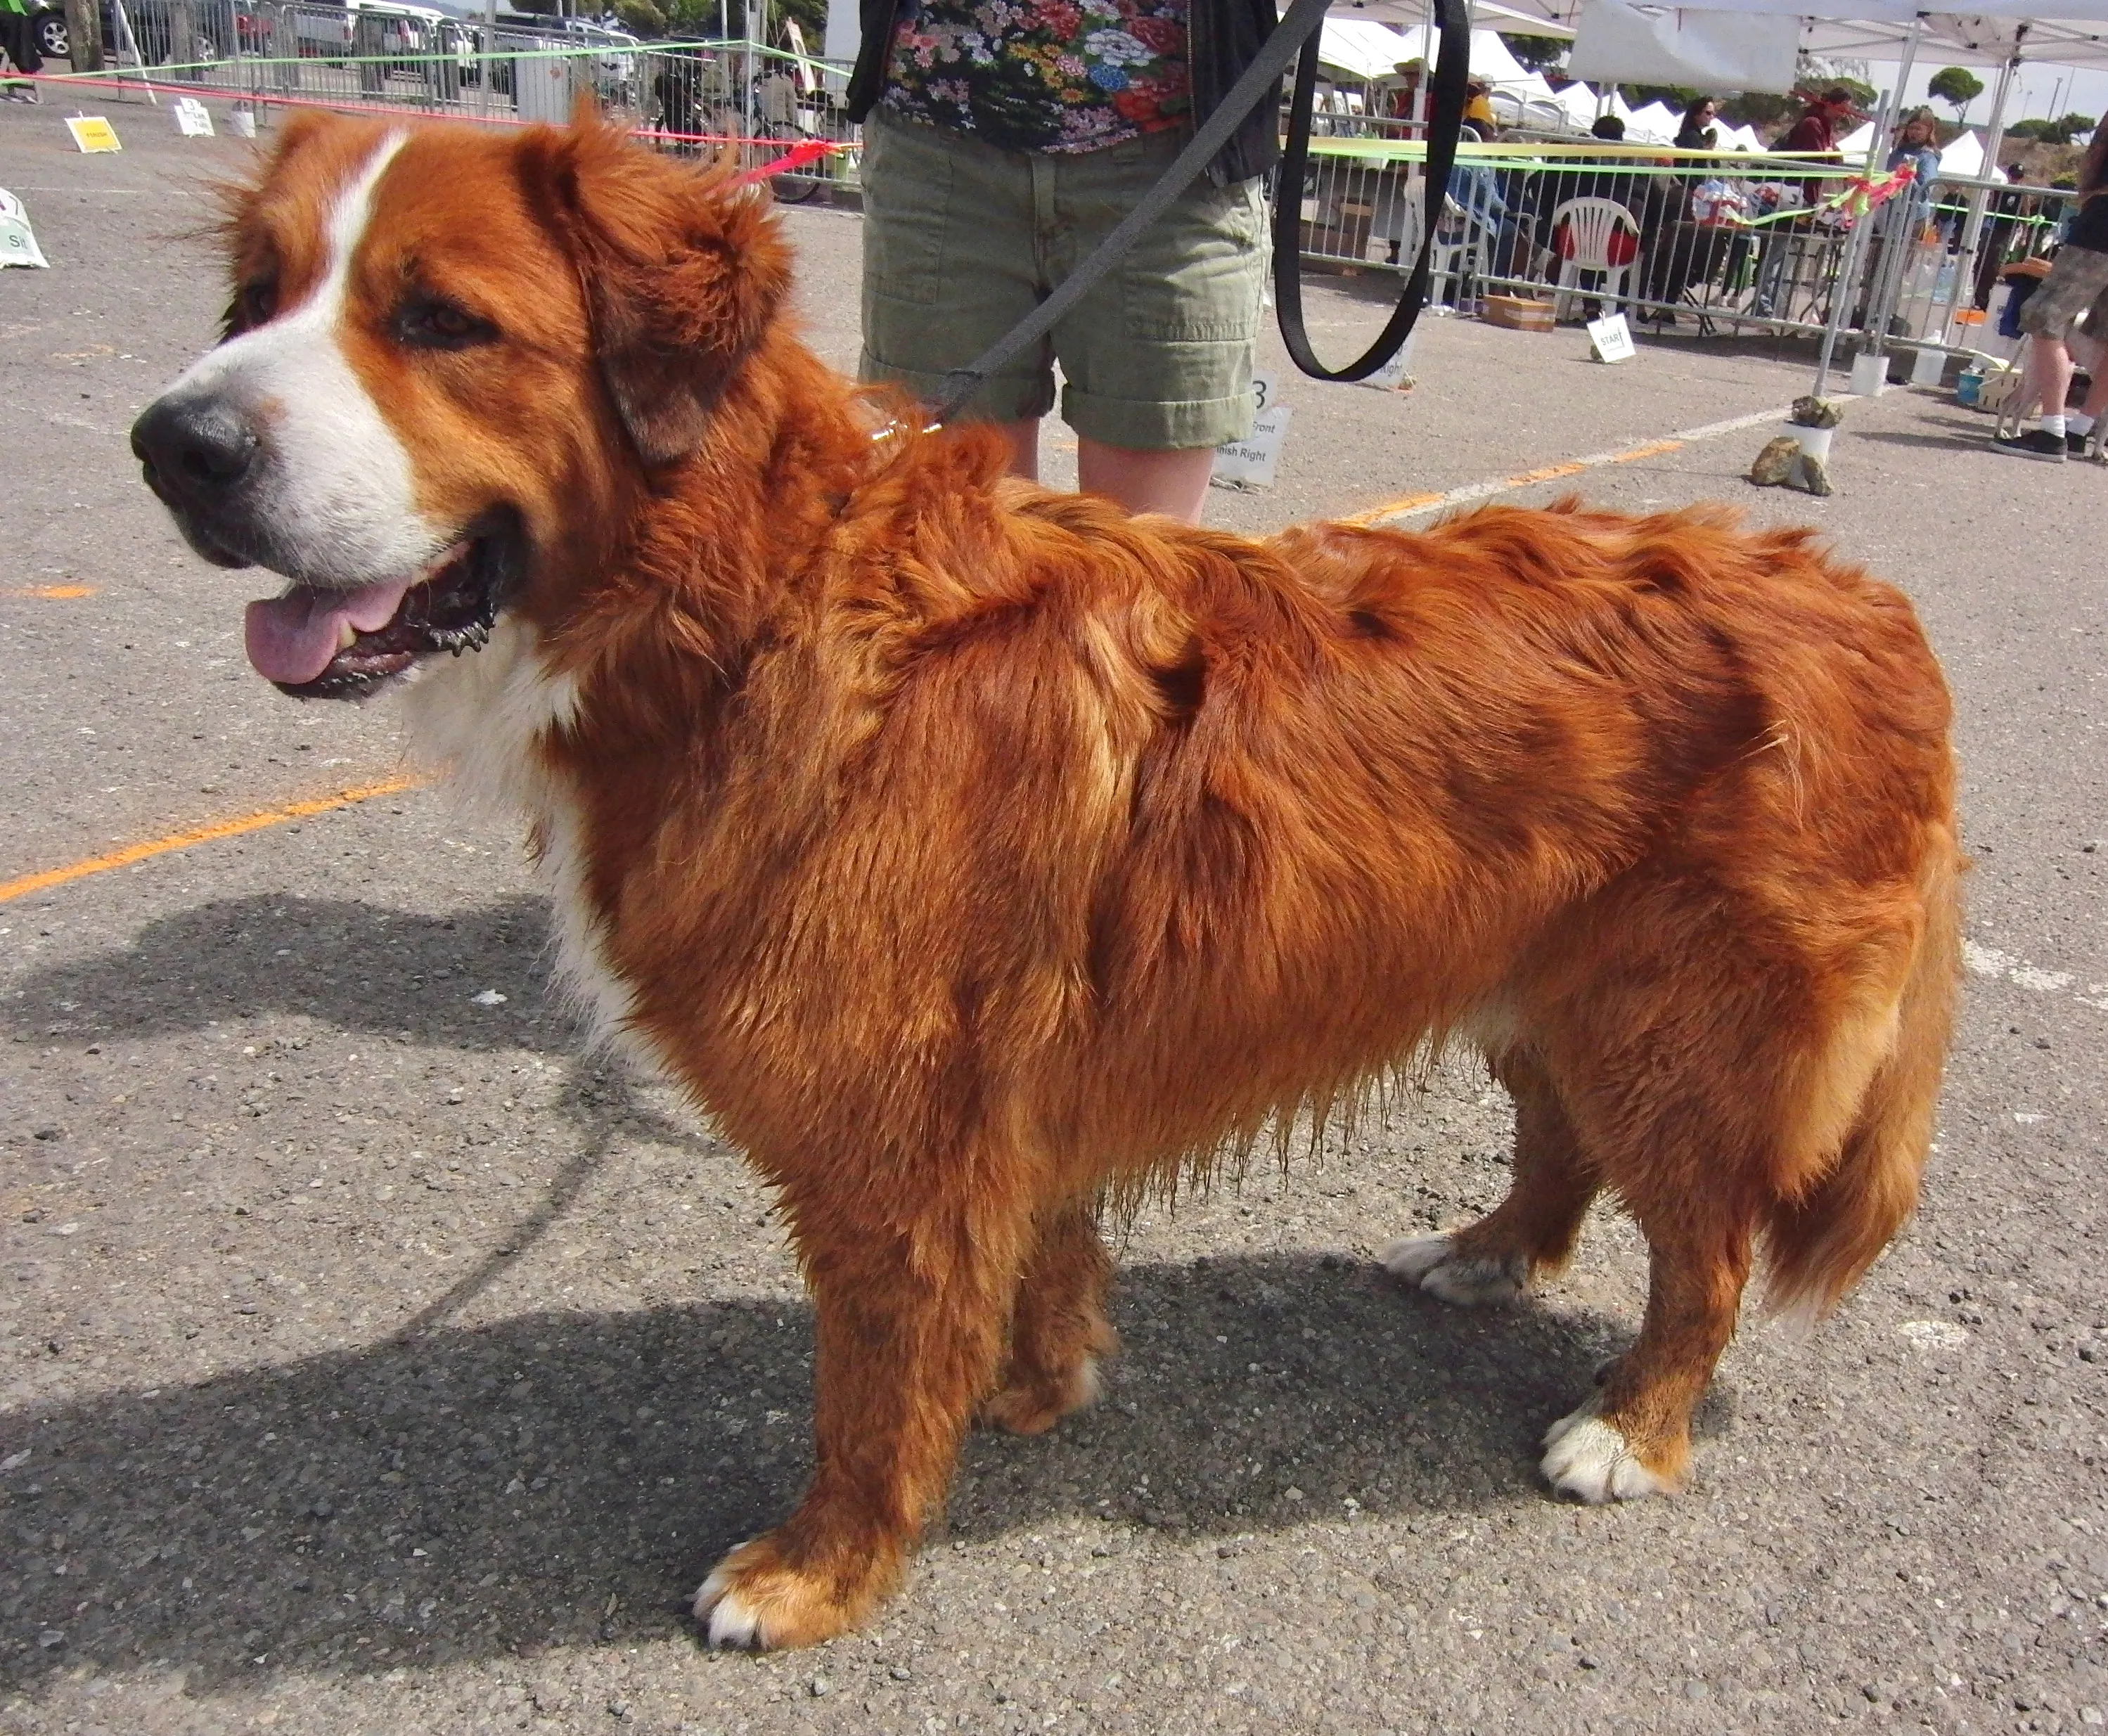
858, 110, 1266, 451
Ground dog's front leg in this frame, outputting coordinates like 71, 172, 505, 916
693, 1185, 1031, 1650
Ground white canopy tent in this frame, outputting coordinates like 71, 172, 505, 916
1555, 77, 1602, 128
1936, 127, 1984, 179
1625, 98, 1682, 141
1469, 26, 1534, 82
1435, 2, 2108, 72
1316, 18, 1420, 80
1835, 118, 1877, 155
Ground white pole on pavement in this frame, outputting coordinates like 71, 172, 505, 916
1813, 44, 1913, 401
1860, 17, 1927, 369
1944, 37, 2023, 348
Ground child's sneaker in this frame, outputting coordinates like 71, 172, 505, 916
1995, 427, 2069, 462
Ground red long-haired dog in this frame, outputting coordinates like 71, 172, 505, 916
131, 112, 1961, 1650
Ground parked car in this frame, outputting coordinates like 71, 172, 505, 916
561, 16, 638, 105
28, 0, 219, 66
295, 0, 444, 60
27, 0, 70, 61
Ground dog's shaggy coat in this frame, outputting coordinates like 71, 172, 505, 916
139, 113, 1961, 1650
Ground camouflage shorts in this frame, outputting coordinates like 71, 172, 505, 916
2019, 243, 2108, 345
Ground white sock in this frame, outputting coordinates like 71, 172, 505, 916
2042, 413, 2068, 437
2069, 411, 2097, 437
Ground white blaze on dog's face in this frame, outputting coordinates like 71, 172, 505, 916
131, 111, 789, 699
153, 129, 432, 591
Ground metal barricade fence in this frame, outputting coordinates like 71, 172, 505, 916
26, 48, 2080, 368
50, 15, 858, 195
1290, 122, 2074, 371
1861, 177, 2076, 375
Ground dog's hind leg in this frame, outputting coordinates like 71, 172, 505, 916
982, 1199, 1119, 1436
1531, 906, 1819, 1503
693, 1165, 1035, 1650
1384, 1048, 1598, 1306
1540, 1209, 1754, 1503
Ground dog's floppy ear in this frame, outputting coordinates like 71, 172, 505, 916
522, 118, 792, 465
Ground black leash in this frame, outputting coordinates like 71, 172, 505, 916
927, 0, 1470, 427
1273, 0, 1470, 381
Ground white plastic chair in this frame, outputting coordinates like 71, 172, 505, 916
1429, 194, 1483, 311
1548, 196, 1640, 323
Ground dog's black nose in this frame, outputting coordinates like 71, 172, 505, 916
131, 394, 259, 504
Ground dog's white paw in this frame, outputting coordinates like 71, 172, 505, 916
1381, 1233, 1527, 1306
1540, 1398, 1674, 1503
693, 1562, 764, 1650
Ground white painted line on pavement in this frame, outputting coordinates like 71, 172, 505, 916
1965, 939, 2108, 1011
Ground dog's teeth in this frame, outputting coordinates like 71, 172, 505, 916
338, 620, 359, 650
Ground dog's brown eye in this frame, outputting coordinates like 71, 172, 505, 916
231, 277, 276, 333
398, 297, 496, 351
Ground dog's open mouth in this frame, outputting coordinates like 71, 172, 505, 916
243, 516, 519, 699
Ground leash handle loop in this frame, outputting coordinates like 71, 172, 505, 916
1270, 0, 1472, 382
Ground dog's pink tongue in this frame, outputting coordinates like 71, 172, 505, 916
244, 578, 415, 685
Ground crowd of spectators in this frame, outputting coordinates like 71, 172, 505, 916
1354, 77, 2069, 337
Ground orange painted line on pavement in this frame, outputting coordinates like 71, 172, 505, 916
1508, 460, 1593, 485
1340, 491, 1447, 526
1605, 439, 1685, 463
0, 775, 426, 904
4, 585, 98, 599
1339, 405, 1792, 530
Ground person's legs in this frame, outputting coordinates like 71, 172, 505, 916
2083, 359, 2108, 423
992, 419, 1041, 482
2029, 336, 2077, 431
858, 115, 1058, 437
1049, 133, 1265, 526
1075, 439, 1216, 522
2004, 246, 2108, 458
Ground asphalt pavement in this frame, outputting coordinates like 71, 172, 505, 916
2, 97, 2105, 1736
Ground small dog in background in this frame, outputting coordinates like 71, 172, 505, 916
131, 112, 1962, 1650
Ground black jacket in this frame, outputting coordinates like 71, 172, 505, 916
843, 0, 1281, 186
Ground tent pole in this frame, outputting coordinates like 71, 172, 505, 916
1814, 64, 1905, 401
1944, 34, 2022, 349
1862, 20, 1927, 370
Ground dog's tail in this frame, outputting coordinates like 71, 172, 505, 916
1761, 830, 1963, 1323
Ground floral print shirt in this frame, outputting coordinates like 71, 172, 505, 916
880, 0, 1192, 155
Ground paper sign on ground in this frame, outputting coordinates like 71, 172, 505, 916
1363, 328, 1419, 391
1586, 312, 1635, 364
172, 96, 214, 137
0, 190, 49, 269
67, 116, 123, 153
1212, 373, 1292, 490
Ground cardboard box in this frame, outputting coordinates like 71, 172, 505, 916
1482, 293, 1557, 333
1299, 202, 1374, 266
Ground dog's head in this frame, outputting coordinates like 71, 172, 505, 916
131, 110, 790, 697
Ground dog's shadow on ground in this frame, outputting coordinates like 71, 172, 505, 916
8, 893, 570, 1055
0, 1254, 1714, 1692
